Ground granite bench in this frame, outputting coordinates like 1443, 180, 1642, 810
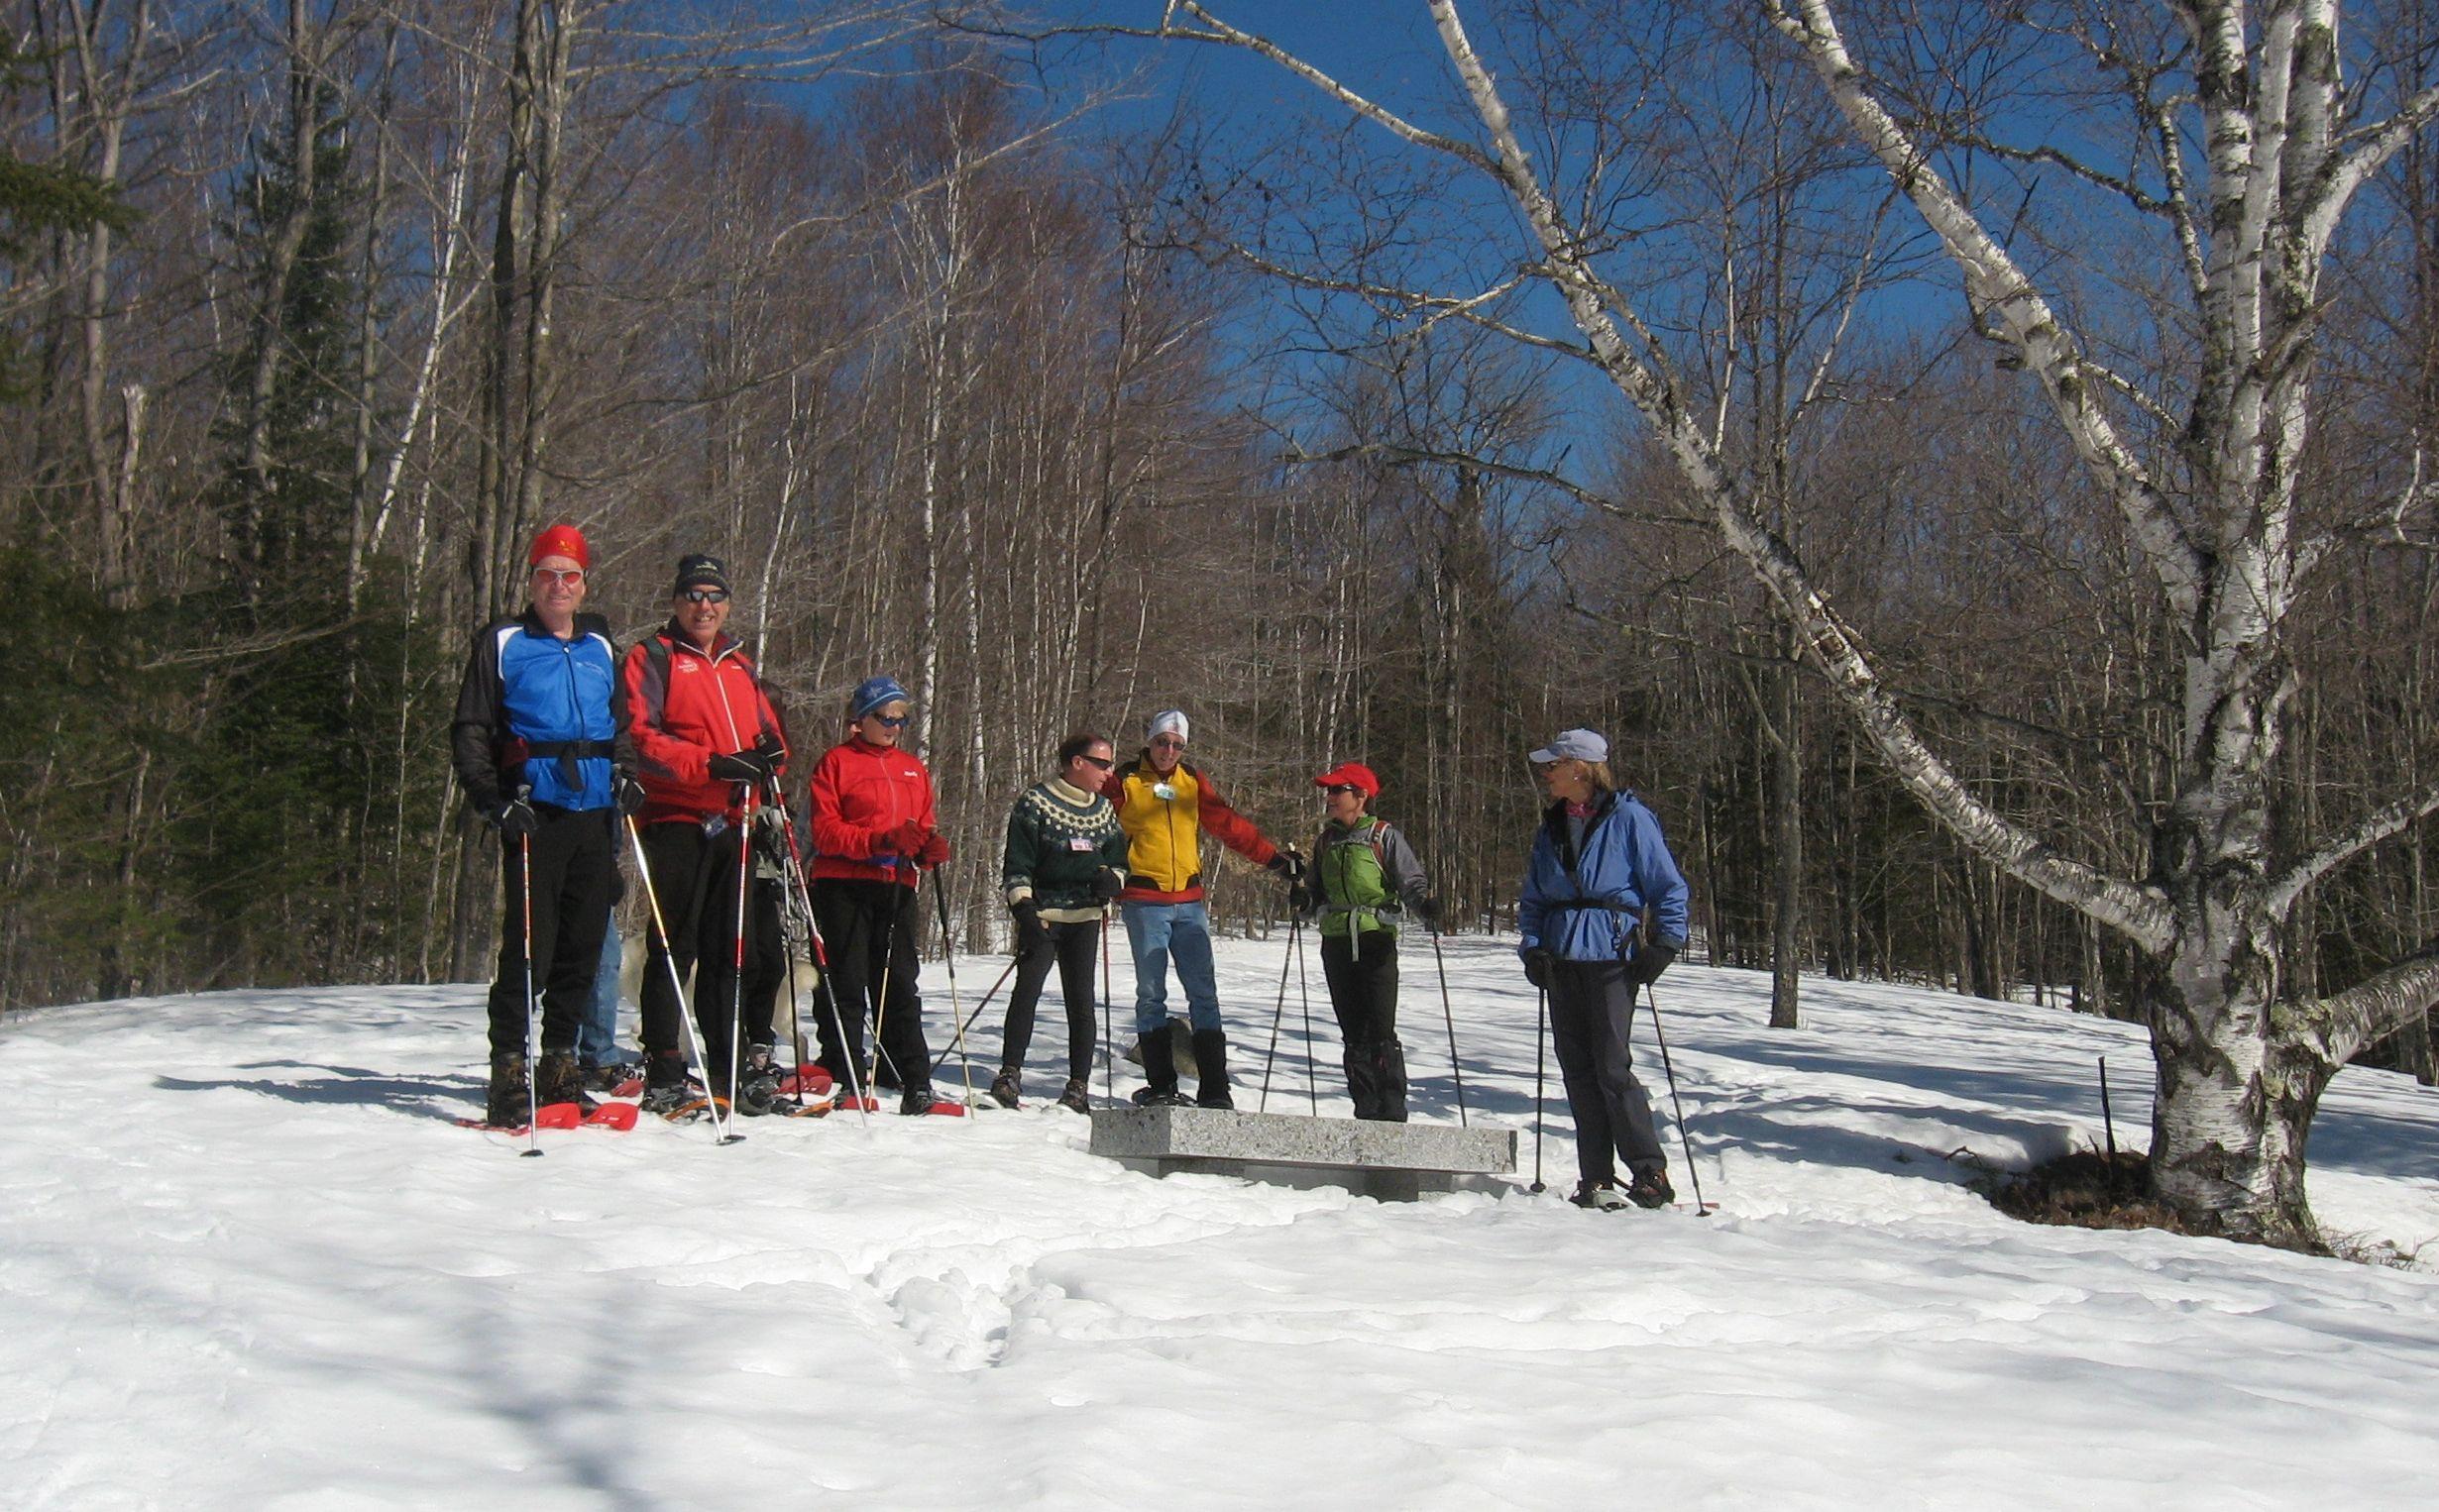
1089, 1105, 1518, 1201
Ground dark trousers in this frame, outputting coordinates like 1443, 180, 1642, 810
1547, 958, 1665, 1186
637, 818, 777, 1087
487, 808, 614, 1058
1001, 918, 1101, 1082
740, 875, 788, 1054
812, 877, 932, 1091
1320, 928, 1408, 1121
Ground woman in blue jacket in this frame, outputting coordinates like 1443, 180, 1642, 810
1517, 728, 1691, 1211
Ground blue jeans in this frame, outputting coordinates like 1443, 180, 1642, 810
577, 913, 624, 1067
1123, 900, 1223, 1037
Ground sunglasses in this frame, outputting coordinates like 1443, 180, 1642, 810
680, 588, 728, 604
1150, 736, 1186, 751
1324, 784, 1366, 797
865, 713, 909, 728
532, 568, 585, 588
1078, 754, 1115, 770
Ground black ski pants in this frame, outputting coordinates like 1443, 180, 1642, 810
487, 807, 614, 1058
1320, 927, 1408, 1121
1547, 958, 1665, 1187
1001, 918, 1101, 1083
637, 817, 778, 1088
811, 877, 932, 1092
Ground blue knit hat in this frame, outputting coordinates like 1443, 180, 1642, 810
849, 675, 911, 721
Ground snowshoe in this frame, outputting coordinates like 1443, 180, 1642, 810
1571, 1182, 1631, 1212
1130, 1087, 1191, 1109
988, 1069, 1022, 1110
1625, 1168, 1676, 1211
657, 1093, 730, 1125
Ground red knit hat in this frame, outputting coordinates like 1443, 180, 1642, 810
529, 522, 590, 570
1313, 762, 1381, 799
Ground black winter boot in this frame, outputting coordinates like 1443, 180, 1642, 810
1055, 1077, 1091, 1114
1370, 1038, 1409, 1123
1132, 1023, 1187, 1106
638, 1049, 692, 1115
485, 1051, 530, 1128
1191, 1028, 1234, 1111
1343, 1040, 1378, 1121
535, 1050, 600, 1113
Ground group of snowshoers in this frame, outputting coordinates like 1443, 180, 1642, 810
455, 524, 1694, 1211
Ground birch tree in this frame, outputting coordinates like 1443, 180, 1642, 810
1030, 0, 2439, 1247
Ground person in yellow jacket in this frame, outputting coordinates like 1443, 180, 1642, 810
1095, 709, 1301, 1107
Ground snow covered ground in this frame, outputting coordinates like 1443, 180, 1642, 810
6, 935, 2437, 1509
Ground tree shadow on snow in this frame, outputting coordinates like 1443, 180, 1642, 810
154, 1063, 481, 1123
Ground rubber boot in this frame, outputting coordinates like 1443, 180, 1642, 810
1191, 1028, 1234, 1111
485, 1051, 530, 1128
1130, 1023, 1186, 1106
1343, 1040, 1378, 1121
1371, 1038, 1409, 1122
535, 1050, 600, 1114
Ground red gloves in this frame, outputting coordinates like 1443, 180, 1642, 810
874, 818, 930, 858
916, 832, 950, 869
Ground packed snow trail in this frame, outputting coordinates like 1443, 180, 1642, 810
5, 937, 2435, 1508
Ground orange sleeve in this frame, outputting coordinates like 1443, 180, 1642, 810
1193, 766, 1277, 866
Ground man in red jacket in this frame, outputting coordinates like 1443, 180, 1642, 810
620, 553, 790, 1113
805, 674, 951, 1113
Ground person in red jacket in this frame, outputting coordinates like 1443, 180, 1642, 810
805, 674, 950, 1114
620, 553, 791, 1113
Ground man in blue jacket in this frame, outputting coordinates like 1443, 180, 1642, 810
451, 523, 641, 1127
1517, 727, 1691, 1210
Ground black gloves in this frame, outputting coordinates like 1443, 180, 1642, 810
489, 795, 538, 837
1287, 883, 1313, 915
1268, 849, 1305, 884
1011, 900, 1049, 955
1416, 896, 1443, 928
614, 773, 647, 816
1628, 940, 1678, 987
708, 746, 776, 785
1093, 867, 1126, 901
1521, 946, 1554, 989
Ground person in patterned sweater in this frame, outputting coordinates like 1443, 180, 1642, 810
993, 731, 1131, 1113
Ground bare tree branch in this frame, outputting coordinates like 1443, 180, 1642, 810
2268, 783, 2439, 918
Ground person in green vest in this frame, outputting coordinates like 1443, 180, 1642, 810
1293, 762, 1440, 1121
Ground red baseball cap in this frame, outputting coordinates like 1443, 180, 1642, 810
1313, 762, 1380, 799
529, 522, 590, 569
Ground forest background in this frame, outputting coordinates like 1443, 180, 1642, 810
3, 0, 2437, 1096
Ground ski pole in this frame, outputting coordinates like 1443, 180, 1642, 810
764, 789, 871, 1125
1295, 917, 1317, 1116
1258, 913, 1296, 1113
1531, 984, 1546, 1192
516, 816, 541, 1157
1643, 982, 1711, 1214
931, 866, 977, 1113
930, 955, 1020, 1076
1429, 925, 1468, 1128
623, 813, 739, 1144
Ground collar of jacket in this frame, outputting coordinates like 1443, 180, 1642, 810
517, 606, 607, 641
657, 621, 741, 663
1324, 814, 1380, 837
1544, 789, 1618, 835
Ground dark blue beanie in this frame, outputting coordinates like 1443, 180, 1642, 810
849, 675, 910, 721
